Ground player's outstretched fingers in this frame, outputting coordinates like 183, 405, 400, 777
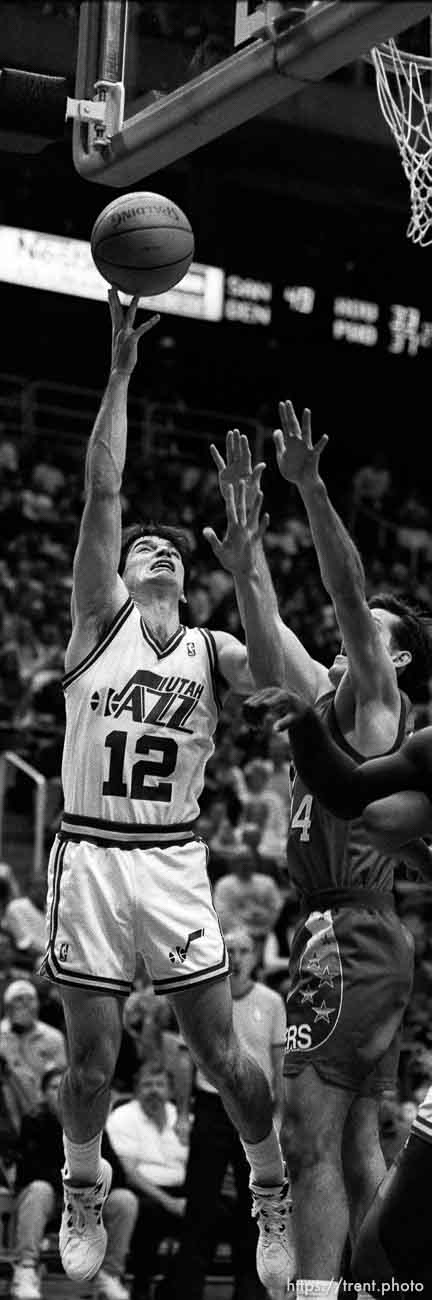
279, 399, 301, 440
209, 443, 226, 473
108, 286, 123, 327
202, 525, 223, 560
243, 687, 307, 730
126, 293, 141, 325
243, 687, 290, 728
136, 313, 160, 339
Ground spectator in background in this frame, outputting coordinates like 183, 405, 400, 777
244, 747, 291, 875
0, 979, 66, 1122
12, 1067, 138, 1300
114, 987, 192, 1134
213, 848, 282, 964
165, 924, 287, 1300
106, 1063, 188, 1300
198, 796, 244, 879
2, 879, 46, 969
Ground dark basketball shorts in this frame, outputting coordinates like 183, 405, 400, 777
283, 894, 414, 1095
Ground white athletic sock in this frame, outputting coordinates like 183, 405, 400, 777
241, 1123, 285, 1188
296, 1282, 339, 1300
63, 1132, 103, 1186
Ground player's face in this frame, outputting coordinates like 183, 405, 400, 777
124, 535, 185, 598
328, 607, 396, 687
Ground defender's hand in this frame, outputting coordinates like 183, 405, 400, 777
109, 287, 160, 376
243, 686, 308, 731
203, 477, 269, 576
273, 401, 328, 488
210, 428, 265, 509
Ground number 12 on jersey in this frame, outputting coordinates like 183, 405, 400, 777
103, 730, 178, 802
291, 793, 314, 842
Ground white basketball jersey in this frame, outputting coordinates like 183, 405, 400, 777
60, 598, 223, 847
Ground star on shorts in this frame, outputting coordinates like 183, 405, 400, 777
318, 966, 335, 988
300, 988, 316, 1004
313, 1000, 335, 1023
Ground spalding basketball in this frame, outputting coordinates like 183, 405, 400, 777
90, 192, 194, 296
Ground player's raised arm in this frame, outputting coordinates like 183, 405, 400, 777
204, 430, 328, 702
273, 400, 401, 712
67, 291, 159, 665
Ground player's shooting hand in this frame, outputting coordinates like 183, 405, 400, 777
243, 686, 309, 732
109, 287, 160, 376
273, 401, 328, 488
210, 428, 266, 510
203, 475, 269, 576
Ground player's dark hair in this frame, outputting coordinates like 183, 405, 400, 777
119, 521, 192, 579
368, 592, 432, 702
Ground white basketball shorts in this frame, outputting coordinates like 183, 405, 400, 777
41, 834, 228, 997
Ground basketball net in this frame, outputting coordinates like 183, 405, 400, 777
371, 37, 432, 246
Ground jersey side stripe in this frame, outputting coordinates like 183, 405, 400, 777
199, 628, 223, 713
205, 629, 230, 703
62, 597, 134, 691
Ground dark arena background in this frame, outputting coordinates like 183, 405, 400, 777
2, 4, 432, 1299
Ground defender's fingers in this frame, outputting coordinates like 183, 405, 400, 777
202, 526, 223, 557
210, 444, 226, 472
224, 481, 239, 526
273, 429, 285, 459
302, 407, 313, 447
279, 399, 301, 439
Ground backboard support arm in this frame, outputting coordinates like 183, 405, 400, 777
72, 1, 432, 187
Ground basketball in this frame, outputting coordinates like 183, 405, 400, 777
90, 192, 195, 296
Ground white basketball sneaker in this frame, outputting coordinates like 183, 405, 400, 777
59, 1157, 112, 1282
251, 1178, 295, 1298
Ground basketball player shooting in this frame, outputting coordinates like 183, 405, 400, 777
206, 400, 432, 1300
40, 289, 294, 1298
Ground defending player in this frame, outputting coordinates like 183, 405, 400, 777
244, 682, 432, 848
206, 404, 432, 1300
40, 291, 293, 1297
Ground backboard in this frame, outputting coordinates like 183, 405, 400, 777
70, 1, 432, 187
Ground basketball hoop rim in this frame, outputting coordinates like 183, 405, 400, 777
363, 39, 432, 72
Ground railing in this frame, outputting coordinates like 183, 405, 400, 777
0, 371, 262, 463
0, 751, 47, 878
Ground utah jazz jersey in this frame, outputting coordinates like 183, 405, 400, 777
288, 690, 407, 896
60, 597, 224, 847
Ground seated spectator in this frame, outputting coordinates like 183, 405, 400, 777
198, 796, 244, 878
243, 751, 291, 874
115, 988, 192, 1133
213, 849, 282, 965
0, 979, 66, 1122
106, 1063, 188, 1300
12, 1067, 138, 1300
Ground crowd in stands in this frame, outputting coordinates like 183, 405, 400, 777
2, 409, 432, 1295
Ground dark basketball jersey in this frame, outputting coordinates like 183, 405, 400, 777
288, 690, 407, 896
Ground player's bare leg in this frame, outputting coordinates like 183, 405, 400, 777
58, 989, 124, 1283
281, 1065, 354, 1293
342, 1095, 387, 1243
171, 976, 295, 1296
